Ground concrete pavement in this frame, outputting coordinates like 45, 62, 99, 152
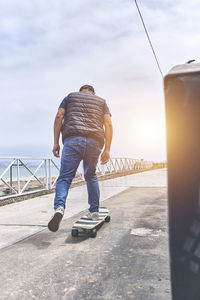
0, 171, 171, 299
0, 169, 167, 249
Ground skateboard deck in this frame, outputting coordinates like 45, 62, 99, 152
71, 207, 110, 238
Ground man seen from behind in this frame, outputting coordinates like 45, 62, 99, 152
48, 85, 113, 232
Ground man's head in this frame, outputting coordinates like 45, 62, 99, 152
79, 84, 95, 95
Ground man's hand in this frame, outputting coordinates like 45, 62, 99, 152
102, 114, 112, 165
52, 144, 60, 157
100, 150, 110, 165
53, 108, 65, 157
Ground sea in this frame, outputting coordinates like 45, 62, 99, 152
0, 159, 83, 181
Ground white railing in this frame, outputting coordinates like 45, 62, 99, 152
0, 157, 153, 200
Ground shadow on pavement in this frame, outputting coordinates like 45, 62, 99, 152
65, 234, 89, 244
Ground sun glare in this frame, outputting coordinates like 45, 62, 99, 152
139, 123, 156, 141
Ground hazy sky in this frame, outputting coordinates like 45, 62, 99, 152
1, 0, 199, 161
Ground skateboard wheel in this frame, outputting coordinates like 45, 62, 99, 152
90, 229, 97, 238
105, 215, 111, 223
71, 229, 79, 237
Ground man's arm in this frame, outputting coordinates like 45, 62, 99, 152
100, 114, 113, 165
52, 108, 65, 157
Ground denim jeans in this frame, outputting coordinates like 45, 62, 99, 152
54, 136, 102, 213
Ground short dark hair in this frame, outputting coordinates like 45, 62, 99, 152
79, 84, 95, 93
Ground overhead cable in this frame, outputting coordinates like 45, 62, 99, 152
134, 0, 163, 78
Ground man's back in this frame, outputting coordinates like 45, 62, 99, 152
61, 91, 106, 148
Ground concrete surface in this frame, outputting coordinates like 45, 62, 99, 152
0, 185, 171, 300
0, 168, 167, 249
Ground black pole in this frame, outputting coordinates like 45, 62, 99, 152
164, 62, 200, 300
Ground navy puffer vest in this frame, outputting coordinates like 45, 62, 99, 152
61, 92, 105, 148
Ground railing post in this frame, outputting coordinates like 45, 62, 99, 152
45, 159, 48, 190
10, 164, 13, 188
17, 159, 21, 194
48, 159, 52, 190
101, 164, 105, 176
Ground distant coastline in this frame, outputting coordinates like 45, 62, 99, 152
0, 166, 59, 181
0, 159, 83, 181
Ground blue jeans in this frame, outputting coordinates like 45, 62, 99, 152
54, 136, 102, 212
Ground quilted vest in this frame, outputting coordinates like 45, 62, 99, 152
61, 92, 105, 148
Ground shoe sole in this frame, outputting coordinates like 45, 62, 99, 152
48, 212, 63, 232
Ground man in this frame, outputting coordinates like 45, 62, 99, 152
48, 84, 113, 232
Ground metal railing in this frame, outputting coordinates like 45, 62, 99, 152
0, 157, 153, 200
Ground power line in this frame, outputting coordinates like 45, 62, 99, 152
134, 0, 163, 78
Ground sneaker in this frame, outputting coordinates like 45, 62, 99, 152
86, 211, 100, 220
48, 207, 64, 232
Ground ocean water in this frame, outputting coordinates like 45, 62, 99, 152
0, 161, 83, 181
0, 166, 59, 181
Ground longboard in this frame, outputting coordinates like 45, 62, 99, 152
71, 207, 110, 238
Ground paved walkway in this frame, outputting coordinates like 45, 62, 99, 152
0, 168, 171, 300
0, 169, 167, 249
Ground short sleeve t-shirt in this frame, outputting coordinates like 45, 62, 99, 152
59, 96, 111, 116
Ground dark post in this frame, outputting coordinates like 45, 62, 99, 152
164, 63, 200, 300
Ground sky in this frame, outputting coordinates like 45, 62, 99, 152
1, 0, 200, 162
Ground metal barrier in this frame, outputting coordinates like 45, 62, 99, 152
0, 157, 153, 200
